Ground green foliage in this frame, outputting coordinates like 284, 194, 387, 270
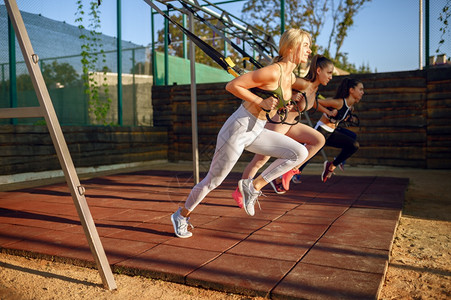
41, 61, 79, 87
242, 0, 372, 73
75, 0, 112, 125
437, 1, 450, 54
156, 12, 250, 71
155, 0, 373, 74
11, 61, 79, 92
16, 74, 34, 91
333, 53, 372, 74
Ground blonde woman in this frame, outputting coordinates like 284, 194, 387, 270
232, 55, 335, 203
171, 28, 312, 238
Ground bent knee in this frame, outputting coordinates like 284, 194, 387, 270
293, 144, 309, 162
317, 134, 326, 148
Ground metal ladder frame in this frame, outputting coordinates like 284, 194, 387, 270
2, 0, 117, 290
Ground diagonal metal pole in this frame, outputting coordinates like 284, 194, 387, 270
3, 0, 116, 290
304, 111, 328, 161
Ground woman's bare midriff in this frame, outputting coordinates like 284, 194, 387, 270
319, 114, 337, 130
243, 101, 276, 120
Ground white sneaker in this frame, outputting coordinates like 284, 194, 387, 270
238, 179, 261, 216
171, 207, 193, 238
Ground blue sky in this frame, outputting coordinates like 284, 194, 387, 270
7, 0, 449, 73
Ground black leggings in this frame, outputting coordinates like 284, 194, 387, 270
299, 126, 359, 171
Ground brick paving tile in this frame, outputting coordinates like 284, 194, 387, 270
0, 209, 79, 230
21, 202, 78, 217
197, 215, 270, 234
163, 228, 247, 252
271, 262, 383, 300
105, 209, 168, 223
342, 207, 401, 220
116, 244, 220, 283
5, 230, 87, 257
161, 212, 219, 227
0, 224, 50, 247
258, 221, 330, 239
301, 241, 389, 274
190, 202, 245, 218
61, 238, 157, 266
89, 206, 129, 221
253, 199, 303, 211
353, 198, 404, 209
100, 237, 157, 265
319, 223, 397, 251
289, 203, 349, 216
333, 214, 399, 231
274, 213, 338, 225
105, 222, 174, 244
304, 196, 356, 206
187, 253, 295, 297
226, 232, 315, 261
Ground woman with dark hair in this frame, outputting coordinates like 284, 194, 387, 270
291, 77, 364, 183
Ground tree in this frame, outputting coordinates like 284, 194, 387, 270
156, 11, 254, 71
333, 0, 368, 59
41, 61, 79, 88
242, 0, 372, 72
437, 0, 450, 54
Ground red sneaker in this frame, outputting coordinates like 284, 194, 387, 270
321, 161, 334, 183
269, 180, 286, 194
232, 187, 243, 208
282, 169, 300, 191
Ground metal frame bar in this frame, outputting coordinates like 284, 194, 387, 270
304, 112, 328, 161
3, 0, 116, 290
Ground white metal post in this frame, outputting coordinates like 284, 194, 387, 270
189, 10, 200, 184
419, 0, 424, 70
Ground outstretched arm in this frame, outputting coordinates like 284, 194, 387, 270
317, 97, 342, 117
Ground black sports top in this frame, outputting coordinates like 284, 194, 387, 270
329, 98, 351, 124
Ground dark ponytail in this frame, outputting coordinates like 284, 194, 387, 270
304, 55, 334, 82
334, 77, 362, 99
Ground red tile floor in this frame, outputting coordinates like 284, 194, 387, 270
0, 170, 408, 299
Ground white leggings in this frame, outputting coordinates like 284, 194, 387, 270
184, 105, 308, 211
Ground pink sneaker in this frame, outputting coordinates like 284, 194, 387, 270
232, 187, 243, 208
321, 161, 334, 183
282, 169, 300, 191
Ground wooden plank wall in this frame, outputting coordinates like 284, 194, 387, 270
152, 82, 244, 163
1, 67, 449, 176
0, 125, 168, 175
426, 67, 451, 168
153, 67, 451, 169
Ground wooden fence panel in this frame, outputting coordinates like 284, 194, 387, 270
0, 125, 168, 175
153, 68, 451, 169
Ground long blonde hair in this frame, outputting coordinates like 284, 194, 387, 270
273, 28, 311, 63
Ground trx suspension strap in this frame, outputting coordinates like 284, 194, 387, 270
173, 0, 264, 70
193, 0, 278, 57
176, 0, 276, 61
144, 0, 243, 77
144, 0, 301, 125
